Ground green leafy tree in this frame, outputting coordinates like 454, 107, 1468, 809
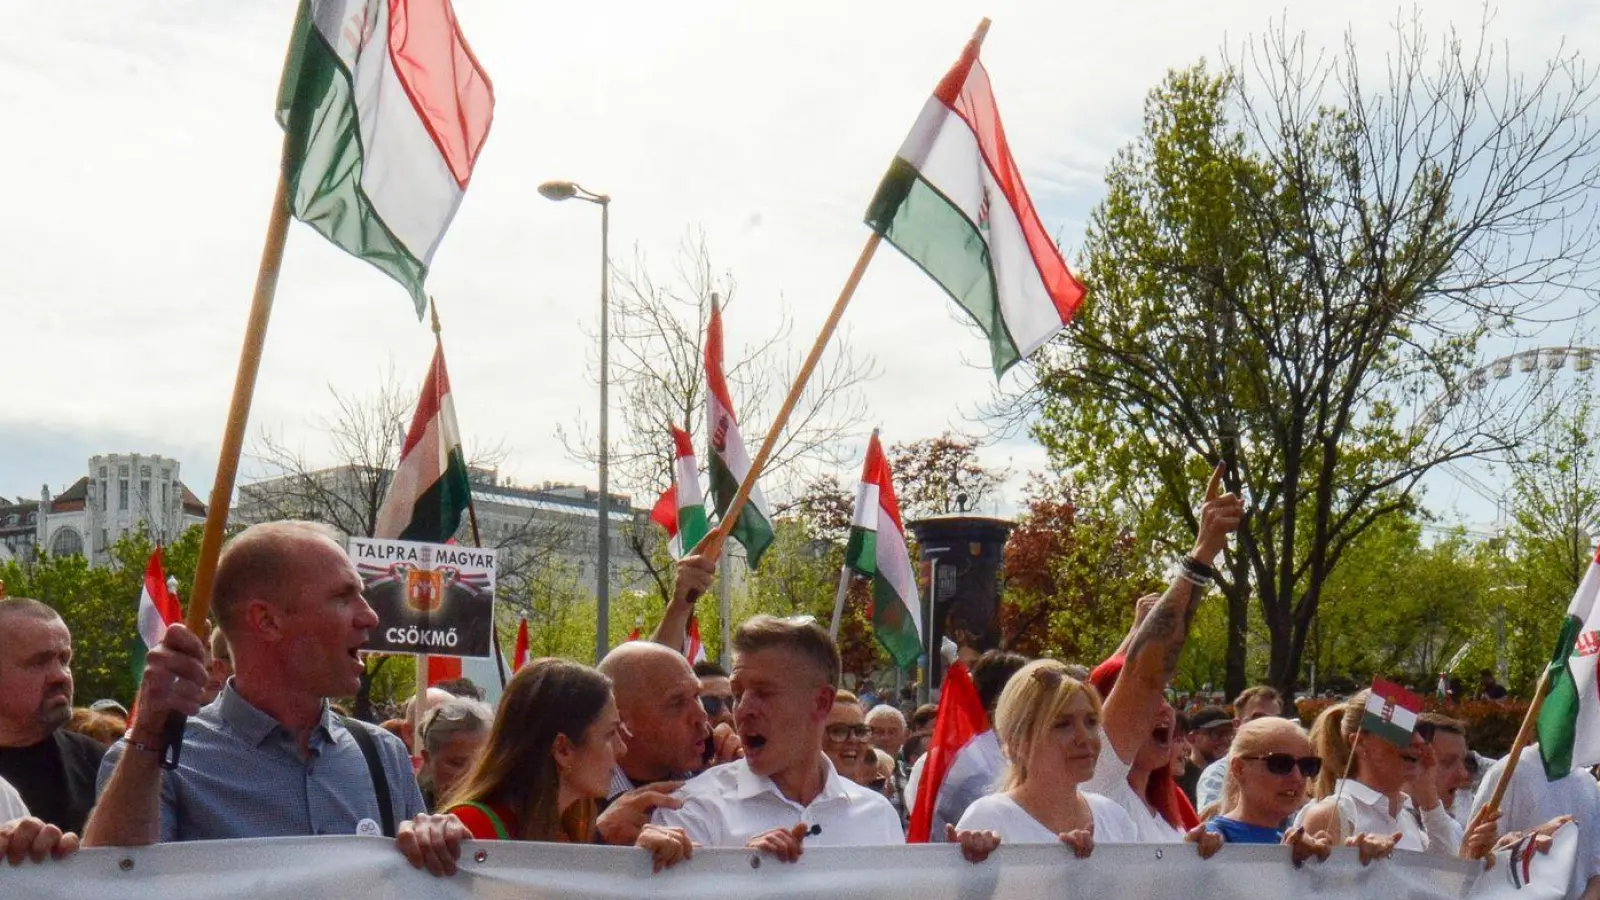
1023, 21, 1600, 695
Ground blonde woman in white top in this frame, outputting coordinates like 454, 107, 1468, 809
954, 660, 1138, 860
1300, 691, 1495, 858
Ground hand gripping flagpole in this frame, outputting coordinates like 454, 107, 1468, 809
1464, 668, 1554, 857
691, 18, 992, 566
160, 138, 295, 768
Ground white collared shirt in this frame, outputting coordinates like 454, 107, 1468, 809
1470, 745, 1600, 882
0, 775, 27, 821
653, 756, 904, 847
1313, 778, 1457, 855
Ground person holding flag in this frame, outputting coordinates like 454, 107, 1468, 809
1301, 683, 1490, 856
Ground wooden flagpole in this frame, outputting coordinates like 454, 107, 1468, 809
694, 18, 992, 565
1465, 668, 1553, 856
695, 232, 881, 561
827, 567, 853, 640
160, 145, 293, 765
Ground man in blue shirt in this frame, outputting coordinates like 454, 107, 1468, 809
84, 521, 466, 875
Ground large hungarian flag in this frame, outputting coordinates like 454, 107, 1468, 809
844, 431, 922, 667
704, 304, 774, 566
375, 343, 471, 543
132, 548, 182, 683
865, 28, 1085, 376
648, 427, 711, 559
276, 0, 494, 315
907, 660, 986, 843
1539, 546, 1600, 777
1361, 678, 1423, 749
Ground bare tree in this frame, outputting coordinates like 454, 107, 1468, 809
1012, 15, 1600, 696
560, 230, 877, 568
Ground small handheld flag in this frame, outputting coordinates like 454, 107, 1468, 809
1361, 678, 1424, 749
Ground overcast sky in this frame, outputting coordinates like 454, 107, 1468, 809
4, 0, 1594, 521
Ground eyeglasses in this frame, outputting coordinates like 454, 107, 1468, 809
1241, 753, 1322, 778
825, 724, 871, 742
701, 695, 735, 717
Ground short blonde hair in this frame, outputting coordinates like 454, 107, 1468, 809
733, 615, 840, 689
994, 659, 1101, 790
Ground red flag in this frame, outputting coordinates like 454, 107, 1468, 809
908, 661, 986, 843
650, 484, 678, 534
627, 626, 641, 642
685, 616, 707, 664
426, 656, 462, 684
513, 616, 530, 672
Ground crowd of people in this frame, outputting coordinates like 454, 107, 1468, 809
0, 472, 1594, 897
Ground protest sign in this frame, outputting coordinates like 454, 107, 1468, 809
349, 537, 496, 657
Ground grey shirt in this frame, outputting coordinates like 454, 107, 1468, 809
97, 684, 424, 841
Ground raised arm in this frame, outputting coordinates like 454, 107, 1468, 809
83, 624, 208, 847
1113, 593, 1162, 660
649, 555, 715, 651
1100, 466, 1242, 761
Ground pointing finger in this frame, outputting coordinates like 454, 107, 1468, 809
1205, 463, 1226, 501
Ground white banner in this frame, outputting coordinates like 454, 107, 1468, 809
0, 830, 1576, 900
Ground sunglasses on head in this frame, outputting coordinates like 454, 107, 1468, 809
1241, 753, 1322, 778
825, 724, 872, 742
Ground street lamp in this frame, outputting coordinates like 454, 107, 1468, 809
539, 180, 612, 664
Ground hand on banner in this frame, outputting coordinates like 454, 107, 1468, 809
1460, 806, 1503, 861
1184, 825, 1223, 860
0, 818, 78, 865
1057, 823, 1095, 859
1346, 831, 1400, 866
1283, 826, 1331, 868
1191, 464, 1244, 565
597, 781, 684, 846
673, 555, 716, 610
745, 823, 810, 863
636, 824, 695, 873
945, 824, 1000, 863
130, 624, 209, 740
396, 813, 466, 877
710, 723, 743, 764
1480, 815, 1570, 869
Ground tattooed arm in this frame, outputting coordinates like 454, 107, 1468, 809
1101, 466, 1243, 764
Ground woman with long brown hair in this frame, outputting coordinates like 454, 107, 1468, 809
441, 658, 692, 870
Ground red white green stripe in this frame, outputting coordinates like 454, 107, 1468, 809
276, 0, 494, 315
705, 304, 774, 567
132, 548, 181, 682
648, 427, 710, 559
1538, 545, 1600, 777
1361, 678, 1422, 749
865, 32, 1085, 376
375, 342, 471, 542
844, 431, 922, 667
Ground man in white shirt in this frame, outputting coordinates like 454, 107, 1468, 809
1470, 744, 1600, 900
655, 615, 902, 858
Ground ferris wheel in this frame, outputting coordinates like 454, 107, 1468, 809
1416, 344, 1600, 531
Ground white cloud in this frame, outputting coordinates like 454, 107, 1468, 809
4, 0, 1594, 519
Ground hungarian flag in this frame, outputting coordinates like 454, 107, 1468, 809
132, 548, 182, 682
513, 615, 530, 672
685, 616, 707, 665
705, 303, 774, 566
375, 343, 471, 543
276, 0, 494, 315
1361, 678, 1423, 749
1539, 546, 1600, 777
865, 27, 1085, 376
907, 660, 986, 843
626, 626, 641, 642
844, 431, 922, 667
648, 427, 710, 559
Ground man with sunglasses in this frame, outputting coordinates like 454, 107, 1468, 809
695, 661, 736, 731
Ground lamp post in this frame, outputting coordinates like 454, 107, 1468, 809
539, 180, 612, 663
